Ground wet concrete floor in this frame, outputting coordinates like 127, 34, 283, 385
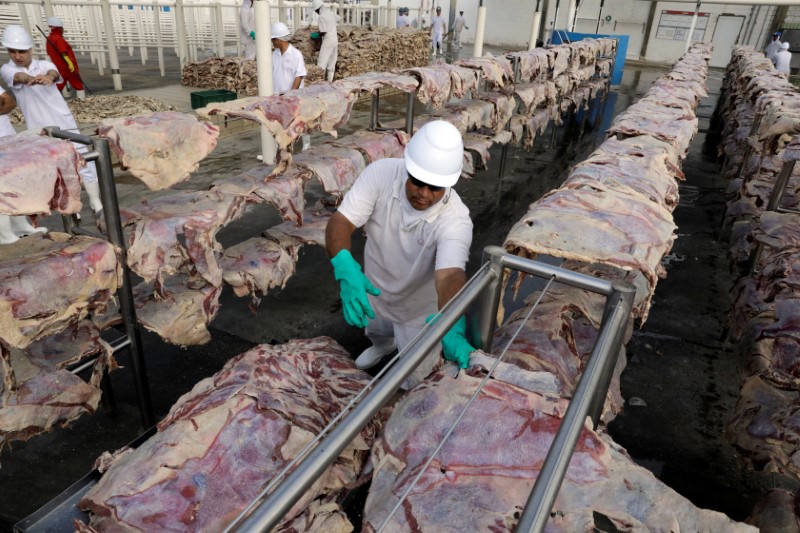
0, 47, 782, 529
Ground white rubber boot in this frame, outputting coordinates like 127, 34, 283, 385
354, 337, 397, 370
0, 215, 19, 244
83, 181, 104, 213
10, 216, 47, 236
301, 134, 311, 152
326, 68, 335, 82
76, 89, 86, 100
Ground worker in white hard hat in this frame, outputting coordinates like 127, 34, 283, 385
766, 31, 782, 63
239, 0, 256, 60
45, 16, 85, 99
325, 120, 475, 388
775, 41, 792, 75
1, 25, 104, 231
271, 21, 311, 151
311, 0, 338, 82
430, 6, 447, 55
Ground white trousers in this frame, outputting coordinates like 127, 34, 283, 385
318, 42, 338, 72
432, 31, 443, 51
74, 142, 98, 184
366, 312, 441, 390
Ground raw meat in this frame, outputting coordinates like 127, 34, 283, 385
514, 81, 558, 115
430, 61, 480, 99
508, 48, 552, 82
292, 144, 366, 198
133, 274, 221, 347
0, 131, 84, 215
0, 233, 120, 349
266, 209, 333, 248
746, 488, 800, 533
289, 84, 358, 135
473, 92, 516, 134
121, 189, 249, 287
330, 130, 409, 164
97, 111, 220, 191
220, 236, 298, 308
248, 165, 310, 225
363, 365, 756, 532
455, 55, 514, 88
403, 66, 453, 108
608, 105, 699, 154
78, 337, 384, 532
333, 71, 419, 93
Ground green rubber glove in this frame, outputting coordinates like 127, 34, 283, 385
331, 249, 380, 328
249, 30, 256, 40
426, 314, 475, 369
310, 31, 321, 39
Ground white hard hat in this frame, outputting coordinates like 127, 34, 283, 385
312, 0, 324, 11
271, 21, 291, 40
47, 16, 63, 27
2, 26, 33, 50
782, 42, 791, 50
404, 120, 463, 188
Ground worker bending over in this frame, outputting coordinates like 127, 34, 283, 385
271, 22, 311, 151
311, 0, 337, 82
325, 120, 476, 389
775, 41, 792, 75
45, 17, 84, 99
1, 26, 104, 230
431, 6, 447, 55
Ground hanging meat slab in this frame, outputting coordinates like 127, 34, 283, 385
455, 55, 514, 88
292, 144, 366, 198
78, 337, 384, 533
121, 189, 249, 287
265, 208, 333, 248
0, 132, 84, 215
363, 366, 756, 532
247, 165, 310, 225
333, 71, 419, 94
220, 236, 298, 308
430, 61, 480, 99
289, 83, 359, 134
329, 130, 409, 164
403, 66, 453, 109
0, 233, 120, 349
97, 111, 220, 191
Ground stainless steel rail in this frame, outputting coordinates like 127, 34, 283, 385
44, 127, 156, 429
232, 245, 635, 533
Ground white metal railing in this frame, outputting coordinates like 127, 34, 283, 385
5, 0, 401, 90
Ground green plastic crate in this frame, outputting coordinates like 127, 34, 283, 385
190, 89, 237, 109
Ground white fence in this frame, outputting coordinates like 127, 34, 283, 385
1, 0, 416, 89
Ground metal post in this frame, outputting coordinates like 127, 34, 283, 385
734, 113, 763, 182
473, 0, 486, 58
42, 0, 55, 20
515, 281, 634, 532
215, 1, 226, 57
405, 91, 415, 135
595, 0, 605, 34
153, 1, 165, 76
100, 0, 123, 90
528, 11, 542, 50
684, 1, 701, 53
567, 0, 576, 32
471, 246, 506, 351
255, 0, 276, 164
278, 0, 287, 23
134, 6, 147, 64
370, 90, 379, 130
174, 0, 189, 67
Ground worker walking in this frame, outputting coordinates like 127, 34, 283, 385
396, 7, 410, 28
1, 26, 104, 229
312, 0, 337, 82
766, 31, 782, 63
775, 41, 792, 75
271, 22, 311, 151
431, 6, 447, 55
325, 120, 476, 389
239, 0, 256, 60
453, 10, 467, 48
45, 17, 84, 99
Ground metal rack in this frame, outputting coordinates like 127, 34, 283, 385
368, 88, 416, 135
227, 246, 635, 533
44, 128, 155, 429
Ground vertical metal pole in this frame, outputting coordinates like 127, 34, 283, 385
94, 138, 156, 429
595, 0, 605, 34
498, 143, 510, 179
100, 0, 123, 90
215, 1, 225, 57
135, 6, 147, 64
406, 90, 415, 135
473, 0, 486, 58
734, 113, 762, 182
43, 0, 55, 20
370, 90, 379, 130
278, 0, 287, 23
87, 5, 104, 75
472, 246, 506, 351
684, 1, 701, 53
174, 0, 189, 67
528, 11, 542, 50
153, 1, 165, 76
255, 0, 277, 164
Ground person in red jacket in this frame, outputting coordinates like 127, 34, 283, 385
46, 16, 85, 99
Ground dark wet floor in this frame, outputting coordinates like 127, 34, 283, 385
0, 47, 781, 530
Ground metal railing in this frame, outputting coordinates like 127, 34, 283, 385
226, 245, 635, 533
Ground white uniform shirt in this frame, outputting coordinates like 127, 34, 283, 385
0, 87, 15, 137
318, 6, 338, 46
766, 39, 782, 62
338, 158, 473, 324
272, 44, 307, 93
775, 49, 792, 74
454, 15, 466, 32
1, 58, 77, 132
396, 14, 409, 28
431, 15, 446, 35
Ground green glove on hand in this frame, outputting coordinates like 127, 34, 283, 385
310, 31, 321, 39
249, 30, 256, 40
426, 314, 475, 369
331, 249, 380, 328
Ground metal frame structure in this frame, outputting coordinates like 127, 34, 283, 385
227, 246, 635, 533
368, 88, 416, 135
44, 127, 155, 429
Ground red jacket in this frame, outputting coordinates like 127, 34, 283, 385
46, 27, 83, 90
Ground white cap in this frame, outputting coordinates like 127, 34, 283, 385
312, 0, 324, 11
271, 21, 291, 40
404, 120, 463, 188
47, 16, 64, 27
2, 26, 33, 50
782, 42, 791, 50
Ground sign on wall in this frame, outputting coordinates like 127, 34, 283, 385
655, 10, 709, 41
